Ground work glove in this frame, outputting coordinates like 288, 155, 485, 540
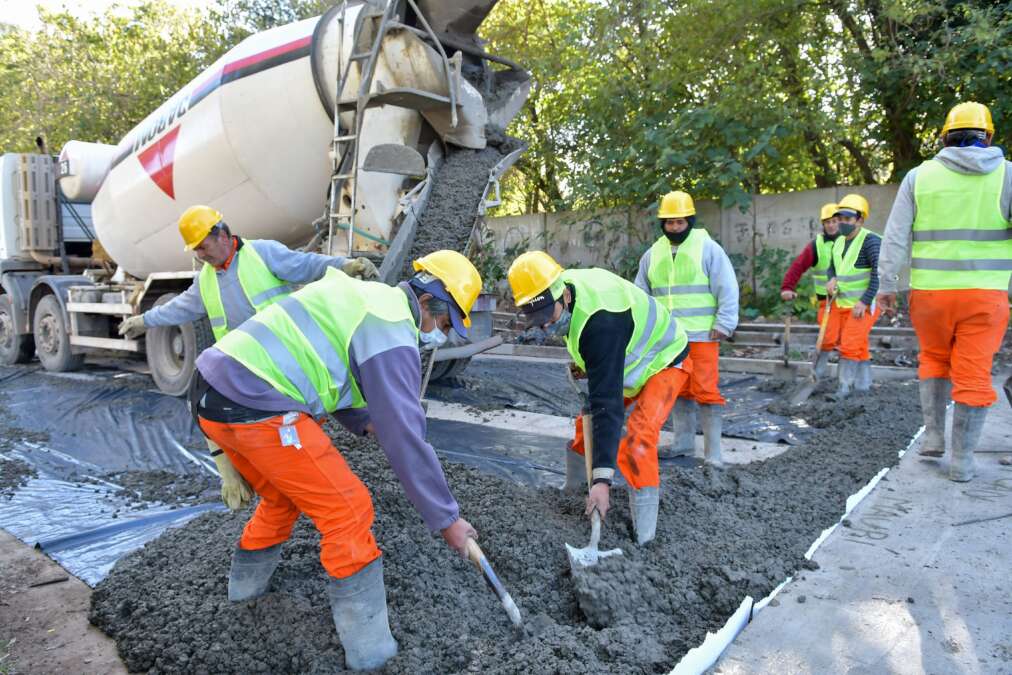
208, 438, 254, 510
342, 257, 379, 280
118, 314, 146, 339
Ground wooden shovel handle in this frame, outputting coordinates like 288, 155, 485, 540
466, 538, 484, 568
582, 413, 594, 491
814, 291, 836, 353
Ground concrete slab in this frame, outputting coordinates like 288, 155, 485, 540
712, 378, 1012, 675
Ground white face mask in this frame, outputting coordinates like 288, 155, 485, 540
419, 326, 448, 349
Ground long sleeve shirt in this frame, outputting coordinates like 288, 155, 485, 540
195, 287, 459, 533
634, 235, 739, 338
781, 240, 825, 297
143, 238, 346, 327
879, 145, 1012, 293
827, 231, 881, 306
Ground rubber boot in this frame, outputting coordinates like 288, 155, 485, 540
834, 358, 857, 399
627, 485, 659, 545
228, 543, 283, 602
917, 378, 951, 458
661, 398, 696, 458
699, 404, 724, 468
949, 403, 987, 483
813, 351, 832, 379
855, 360, 872, 392
563, 447, 585, 491
326, 557, 399, 671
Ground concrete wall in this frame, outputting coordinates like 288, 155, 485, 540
484, 183, 902, 286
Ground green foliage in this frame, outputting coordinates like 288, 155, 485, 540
735, 246, 818, 321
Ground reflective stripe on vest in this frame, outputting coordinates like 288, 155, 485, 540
214, 268, 415, 416
562, 268, 687, 397
911, 159, 1012, 290
831, 229, 873, 308
812, 234, 834, 295
198, 241, 296, 341
646, 229, 716, 340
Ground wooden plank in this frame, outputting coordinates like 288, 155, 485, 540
721, 357, 915, 380
69, 335, 141, 352
66, 302, 134, 315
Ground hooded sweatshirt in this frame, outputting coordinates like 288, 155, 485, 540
878, 146, 1012, 293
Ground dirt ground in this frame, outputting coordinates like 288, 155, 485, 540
90, 380, 922, 674
0, 530, 125, 675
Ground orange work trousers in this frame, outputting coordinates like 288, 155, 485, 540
909, 289, 1010, 407
199, 413, 380, 579
820, 301, 881, 361
675, 341, 725, 405
569, 365, 691, 490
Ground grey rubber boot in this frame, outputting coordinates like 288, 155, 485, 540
834, 358, 857, 398
699, 404, 725, 468
228, 543, 283, 602
917, 378, 951, 457
327, 557, 399, 671
661, 398, 697, 458
813, 351, 832, 379
949, 403, 987, 483
855, 360, 873, 391
627, 485, 660, 545
563, 447, 585, 491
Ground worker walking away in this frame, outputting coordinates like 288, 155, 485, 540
781, 203, 841, 377
118, 205, 378, 513
190, 250, 480, 670
878, 102, 1012, 482
823, 194, 882, 397
634, 191, 738, 466
509, 251, 691, 545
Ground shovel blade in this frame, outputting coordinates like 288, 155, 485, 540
566, 542, 623, 570
788, 377, 818, 406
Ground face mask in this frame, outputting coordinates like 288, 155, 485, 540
547, 307, 572, 336
838, 222, 856, 236
419, 326, 448, 349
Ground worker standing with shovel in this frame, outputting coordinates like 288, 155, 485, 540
507, 251, 691, 545
877, 102, 1012, 482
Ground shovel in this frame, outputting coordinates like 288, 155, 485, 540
465, 538, 522, 627
787, 291, 836, 406
772, 311, 797, 380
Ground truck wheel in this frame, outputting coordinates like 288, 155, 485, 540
33, 294, 84, 372
146, 292, 214, 396
0, 294, 34, 364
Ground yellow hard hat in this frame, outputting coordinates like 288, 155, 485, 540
940, 102, 994, 137
836, 194, 869, 220
820, 203, 838, 221
412, 250, 481, 330
508, 251, 563, 308
657, 191, 695, 219
179, 205, 224, 250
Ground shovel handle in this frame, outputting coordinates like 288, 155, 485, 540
782, 313, 792, 365
589, 509, 602, 550
465, 538, 522, 626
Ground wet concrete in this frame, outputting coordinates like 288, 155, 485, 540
90, 381, 922, 674
0, 457, 36, 498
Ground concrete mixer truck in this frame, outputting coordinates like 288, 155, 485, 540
0, 0, 529, 395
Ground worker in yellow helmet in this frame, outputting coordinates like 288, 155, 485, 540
634, 191, 739, 466
878, 102, 1011, 482
191, 250, 481, 670
508, 250, 692, 545
780, 202, 841, 378
117, 205, 378, 512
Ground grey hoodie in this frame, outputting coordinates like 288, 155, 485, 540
878, 146, 1012, 293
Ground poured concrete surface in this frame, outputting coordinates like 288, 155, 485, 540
714, 377, 1012, 675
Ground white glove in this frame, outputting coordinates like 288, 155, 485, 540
119, 314, 147, 339
208, 438, 254, 510
342, 257, 379, 280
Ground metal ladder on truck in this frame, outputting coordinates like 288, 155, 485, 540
325, 0, 459, 256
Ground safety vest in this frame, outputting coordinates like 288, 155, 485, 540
214, 268, 416, 416
812, 234, 835, 296
199, 240, 294, 341
911, 159, 1012, 291
645, 228, 716, 341
831, 228, 874, 309
563, 268, 687, 397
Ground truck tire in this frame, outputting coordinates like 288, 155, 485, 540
146, 292, 215, 397
0, 294, 34, 364
33, 294, 84, 372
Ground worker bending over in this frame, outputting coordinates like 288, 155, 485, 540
190, 250, 478, 670
509, 251, 691, 545
119, 205, 377, 512
823, 194, 881, 396
878, 102, 1011, 482
781, 202, 841, 377
634, 191, 738, 466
